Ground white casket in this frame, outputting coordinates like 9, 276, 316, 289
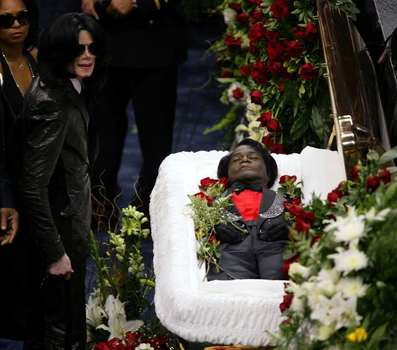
150, 146, 345, 346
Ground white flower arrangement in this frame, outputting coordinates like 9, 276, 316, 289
325, 207, 365, 243
280, 205, 384, 345
86, 290, 143, 341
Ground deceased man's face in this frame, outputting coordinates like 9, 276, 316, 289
228, 145, 268, 184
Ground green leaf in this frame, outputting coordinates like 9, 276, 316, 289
216, 77, 236, 84
298, 83, 306, 97
310, 105, 326, 140
204, 105, 239, 134
366, 323, 387, 350
379, 146, 397, 165
290, 113, 309, 141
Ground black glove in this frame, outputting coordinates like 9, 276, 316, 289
214, 222, 245, 244
257, 217, 289, 242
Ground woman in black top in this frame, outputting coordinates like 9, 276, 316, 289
0, 0, 38, 343
0, 0, 38, 108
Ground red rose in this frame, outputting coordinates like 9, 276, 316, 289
251, 69, 268, 85
286, 40, 304, 57
302, 210, 315, 223
229, 2, 242, 12
287, 204, 304, 217
261, 134, 274, 148
236, 12, 249, 24
291, 197, 301, 205
250, 89, 263, 104
295, 217, 311, 232
267, 41, 285, 61
125, 332, 140, 347
292, 25, 306, 39
305, 22, 317, 41
279, 175, 297, 184
232, 87, 244, 100
108, 338, 126, 350
267, 119, 281, 132
258, 111, 273, 127
253, 59, 266, 72
247, 0, 262, 4
200, 177, 218, 189
240, 65, 251, 76
224, 34, 241, 47
378, 168, 391, 184
268, 61, 284, 76
249, 22, 265, 43
194, 192, 213, 205
299, 63, 318, 80
279, 293, 293, 313
366, 175, 380, 190
95, 343, 111, 350
327, 190, 342, 203
270, 0, 289, 20
252, 8, 264, 22
269, 143, 286, 154
220, 68, 233, 78
264, 30, 280, 42
351, 164, 361, 182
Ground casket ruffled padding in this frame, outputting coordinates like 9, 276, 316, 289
150, 147, 345, 346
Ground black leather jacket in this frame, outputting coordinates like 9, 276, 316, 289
18, 78, 92, 265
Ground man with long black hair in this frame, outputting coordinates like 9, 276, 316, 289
19, 13, 106, 350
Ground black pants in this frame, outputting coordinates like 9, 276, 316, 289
92, 65, 178, 214
207, 234, 287, 281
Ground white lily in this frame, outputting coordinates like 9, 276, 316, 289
97, 294, 143, 339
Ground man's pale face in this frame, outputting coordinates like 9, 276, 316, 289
68, 30, 96, 80
228, 145, 268, 184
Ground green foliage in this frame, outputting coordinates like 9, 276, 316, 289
189, 179, 248, 272
88, 205, 154, 319
204, 104, 240, 134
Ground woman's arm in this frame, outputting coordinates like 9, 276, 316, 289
0, 91, 19, 245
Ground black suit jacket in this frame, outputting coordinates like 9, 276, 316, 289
97, 0, 188, 68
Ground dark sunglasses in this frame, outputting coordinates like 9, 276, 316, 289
76, 43, 99, 56
0, 10, 30, 29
